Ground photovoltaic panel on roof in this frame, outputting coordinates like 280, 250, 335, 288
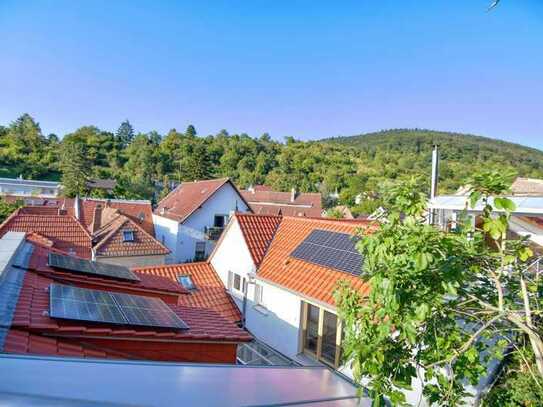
49, 283, 189, 330
290, 229, 363, 275
48, 253, 140, 282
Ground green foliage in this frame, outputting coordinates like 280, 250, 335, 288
0, 197, 22, 223
60, 142, 91, 197
2, 116, 543, 208
335, 170, 543, 406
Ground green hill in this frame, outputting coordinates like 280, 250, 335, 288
322, 128, 543, 193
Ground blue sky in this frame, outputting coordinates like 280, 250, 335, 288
0, 0, 542, 149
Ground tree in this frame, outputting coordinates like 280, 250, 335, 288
0, 197, 22, 223
60, 142, 91, 197
335, 173, 542, 406
115, 120, 135, 148
185, 124, 197, 138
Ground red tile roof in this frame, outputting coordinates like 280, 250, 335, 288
11, 271, 250, 342
241, 188, 322, 217
0, 198, 166, 260
4, 329, 125, 359
93, 214, 169, 258
4, 244, 251, 360
155, 178, 250, 223
29, 245, 184, 296
134, 262, 242, 323
0, 209, 92, 258
234, 213, 282, 266
257, 217, 374, 307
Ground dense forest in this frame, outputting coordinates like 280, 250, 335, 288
1, 114, 542, 215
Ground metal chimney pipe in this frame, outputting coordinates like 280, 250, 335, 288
430, 145, 439, 200
429, 145, 439, 225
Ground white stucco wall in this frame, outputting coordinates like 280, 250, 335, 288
246, 279, 303, 358
152, 214, 180, 263
210, 218, 255, 310
153, 183, 250, 263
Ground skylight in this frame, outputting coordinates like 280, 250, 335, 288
122, 230, 135, 242
178, 275, 196, 290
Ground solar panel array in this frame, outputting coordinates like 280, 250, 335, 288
48, 253, 140, 282
290, 229, 363, 275
49, 283, 189, 330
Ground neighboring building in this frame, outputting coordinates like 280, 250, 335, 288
0, 232, 251, 364
511, 177, 543, 196
0, 177, 61, 197
210, 214, 373, 372
0, 198, 169, 267
153, 178, 251, 263
241, 185, 322, 217
86, 178, 117, 195
431, 184, 543, 250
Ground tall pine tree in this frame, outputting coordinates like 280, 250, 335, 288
60, 142, 91, 197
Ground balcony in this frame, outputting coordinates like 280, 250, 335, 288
204, 226, 224, 241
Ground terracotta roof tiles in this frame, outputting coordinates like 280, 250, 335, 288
235, 213, 282, 266
134, 262, 242, 323
257, 216, 374, 307
155, 178, 250, 223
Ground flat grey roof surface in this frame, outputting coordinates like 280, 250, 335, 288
0, 354, 368, 407
430, 195, 543, 215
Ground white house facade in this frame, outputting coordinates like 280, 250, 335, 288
0, 177, 61, 197
153, 178, 251, 263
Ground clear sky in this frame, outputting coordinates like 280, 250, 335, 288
0, 0, 542, 149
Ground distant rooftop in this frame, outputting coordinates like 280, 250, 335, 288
0, 177, 60, 188
430, 195, 543, 215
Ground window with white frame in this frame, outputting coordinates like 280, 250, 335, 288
254, 283, 264, 305
227, 271, 245, 294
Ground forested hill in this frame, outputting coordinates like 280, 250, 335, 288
322, 128, 543, 190
323, 129, 543, 169
1, 115, 543, 216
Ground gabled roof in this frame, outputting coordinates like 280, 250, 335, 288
2, 242, 251, 360
154, 178, 250, 223
92, 213, 169, 258
241, 188, 322, 217
256, 217, 374, 307
0, 209, 92, 258
134, 262, 242, 323
235, 213, 282, 266
0, 199, 166, 260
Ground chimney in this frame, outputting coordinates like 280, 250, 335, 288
74, 196, 80, 220
91, 205, 103, 234
430, 145, 439, 200
248, 184, 255, 194
290, 187, 297, 203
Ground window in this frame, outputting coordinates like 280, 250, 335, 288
122, 230, 134, 242
194, 241, 206, 261
233, 274, 241, 291
228, 271, 245, 294
301, 301, 342, 368
254, 284, 264, 305
178, 275, 196, 291
303, 304, 320, 354
214, 214, 227, 228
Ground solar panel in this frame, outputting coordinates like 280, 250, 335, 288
48, 253, 140, 282
291, 229, 363, 276
49, 283, 189, 330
